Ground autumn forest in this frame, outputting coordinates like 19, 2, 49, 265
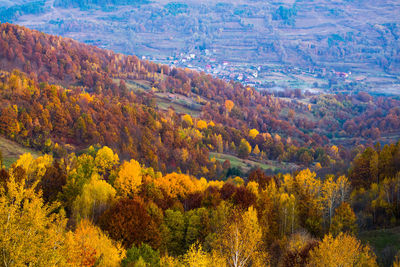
0, 22, 400, 266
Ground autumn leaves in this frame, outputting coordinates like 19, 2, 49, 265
0, 144, 381, 266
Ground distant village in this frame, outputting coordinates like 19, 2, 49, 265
144, 48, 354, 94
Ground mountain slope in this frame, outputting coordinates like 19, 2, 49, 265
8, 0, 400, 95
0, 23, 400, 177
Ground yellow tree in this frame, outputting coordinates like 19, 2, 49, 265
13, 153, 53, 181
322, 175, 351, 228
258, 180, 281, 243
0, 173, 67, 266
160, 254, 182, 267
184, 243, 226, 267
215, 206, 268, 267
336, 175, 351, 204
285, 169, 323, 235
330, 145, 339, 158
330, 202, 357, 236
66, 219, 125, 267
214, 134, 224, 153
307, 233, 377, 267
95, 146, 119, 175
182, 114, 193, 127
72, 174, 116, 223
196, 120, 208, 130
225, 100, 235, 114
279, 192, 297, 236
284, 169, 321, 200
154, 172, 201, 199
249, 129, 259, 139
114, 159, 143, 197
238, 139, 252, 159
322, 176, 339, 227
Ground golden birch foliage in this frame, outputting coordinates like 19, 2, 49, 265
160, 254, 183, 267
337, 175, 351, 203
0, 174, 67, 266
95, 146, 119, 174
14, 153, 53, 180
215, 206, 268, 267
322, 176, 339, 226
321, 175, 351, 227
215, 134, 224, 153
66, 219, 125, 267
114, 159, 142, 197
13, 153, 35, 172
282, 170, 324, 235
198, 177, 208, 192
279, 192, 297, 236
307, 233, 377, 267
184, 243, 212, 267
282, 173, 295, 193
182, 114, 193, 127
238, 139, 252, 158
246, 181, 259, 198
184, 243, 226, 267
154, 173, 201, 199
294, 169, 321, 198
72, 175, 116, 222
330, 202, 357, 236
61, 153, 97, 212
207, 180, 225, 189
258, 180, 280, 242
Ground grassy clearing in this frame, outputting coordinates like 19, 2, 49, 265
115, 78, 202, 117
210, 152, 279, 172
359, 227, 400, 266
0, 135, 40, 168
113, 79, 151, 93
156, 97, 201, 117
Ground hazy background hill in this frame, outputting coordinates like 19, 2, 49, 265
2, 0, 400, 95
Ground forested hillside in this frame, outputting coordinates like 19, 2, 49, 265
8, 0, 400, 96
1, 22, 400, 266
1, 22, 400, 178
